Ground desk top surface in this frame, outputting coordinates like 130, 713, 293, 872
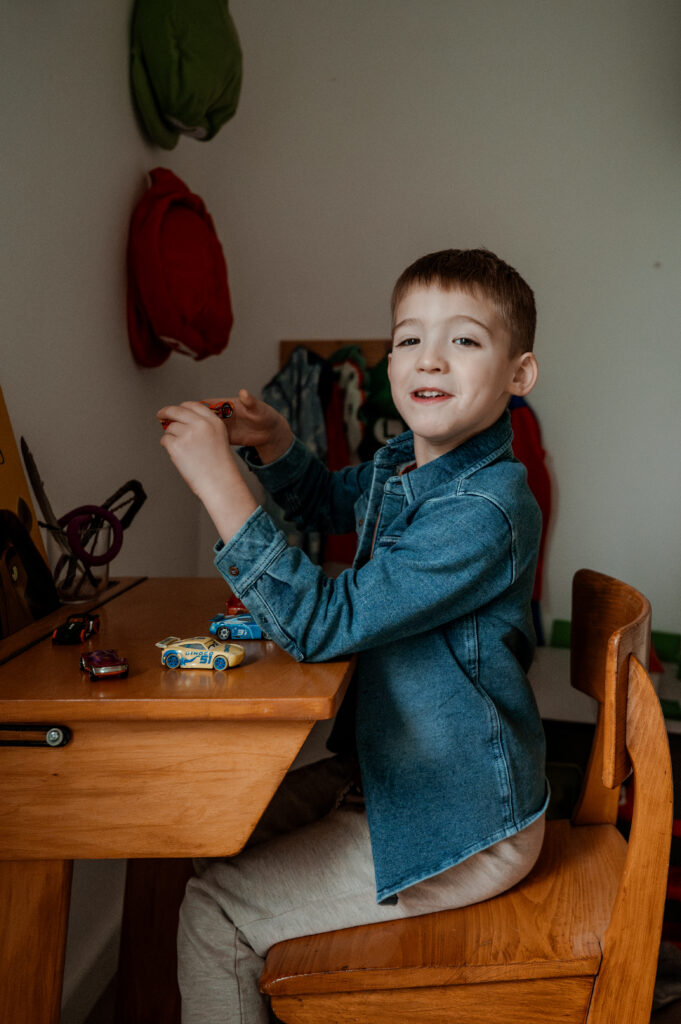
0, 578, 354, 723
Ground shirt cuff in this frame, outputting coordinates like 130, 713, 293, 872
238, 437, 311, 491
213, 506, 288, 597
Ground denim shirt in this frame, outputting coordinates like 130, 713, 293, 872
214, 412, 548, 902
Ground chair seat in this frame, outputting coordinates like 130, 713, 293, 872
262, 819, 626, 999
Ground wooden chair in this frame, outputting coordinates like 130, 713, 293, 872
260, 569, 673, 1024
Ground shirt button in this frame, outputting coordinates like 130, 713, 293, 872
228, 566, 239, 577
358, 518, 364, 526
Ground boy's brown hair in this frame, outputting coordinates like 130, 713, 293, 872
391, 248, 536, 355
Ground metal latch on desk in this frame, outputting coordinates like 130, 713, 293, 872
0, 723, 72, 747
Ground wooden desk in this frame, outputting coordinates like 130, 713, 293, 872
0, 578, 353, 1024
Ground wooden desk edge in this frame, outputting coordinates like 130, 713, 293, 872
0, 657, 356, 723
0, 696, 352, 724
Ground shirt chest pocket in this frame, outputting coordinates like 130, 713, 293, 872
374, 491, 407, 539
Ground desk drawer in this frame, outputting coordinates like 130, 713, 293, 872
0, 718, 313, 859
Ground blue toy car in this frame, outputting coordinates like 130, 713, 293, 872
209, 613, 269, 642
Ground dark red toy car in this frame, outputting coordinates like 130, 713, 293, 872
80, 649, 129, 681
52, 612, 100, 645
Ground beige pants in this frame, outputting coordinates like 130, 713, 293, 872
178, 755, 545, 1024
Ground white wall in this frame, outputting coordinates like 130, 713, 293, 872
2, 2, 680, 625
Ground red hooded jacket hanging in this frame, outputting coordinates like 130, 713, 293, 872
127, 168, 233, 367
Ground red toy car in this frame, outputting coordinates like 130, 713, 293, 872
52, 612, 100, 645
203, 400, 233, 420
226, 594, 248, 616
161, 399, 232, 430
80, 649, 129, 681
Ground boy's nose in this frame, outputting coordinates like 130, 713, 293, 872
417, 344, 448, 371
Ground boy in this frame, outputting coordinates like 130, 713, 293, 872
159, 248, 548, 1024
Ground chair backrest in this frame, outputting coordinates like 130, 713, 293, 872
570, 568, 652, 824
570, 570, 672, 1023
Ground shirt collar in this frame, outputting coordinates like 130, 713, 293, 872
376, 411, 513, 493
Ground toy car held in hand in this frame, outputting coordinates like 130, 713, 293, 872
203, 399, 233, 420
161, 399, 233, 430
52, 612, 100, 645
80, 649, 129, 681
209, 613, 270, 642
155, 636, 245, 670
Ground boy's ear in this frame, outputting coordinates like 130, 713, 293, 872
508, 352, 538, 397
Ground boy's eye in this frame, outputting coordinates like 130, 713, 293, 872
395, 336, 419, 347
453, 337, 478, 347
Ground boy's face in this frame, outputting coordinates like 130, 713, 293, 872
388, 284, 537, 466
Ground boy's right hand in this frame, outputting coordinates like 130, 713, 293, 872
219, 389, 294, 464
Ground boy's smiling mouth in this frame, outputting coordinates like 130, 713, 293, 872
411, 389, 451, 401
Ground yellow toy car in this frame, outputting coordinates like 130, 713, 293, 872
155, 636, 245, 670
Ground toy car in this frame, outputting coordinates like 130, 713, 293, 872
155, 636, 245, 670
209, 612, 270, 642
203, 399, 233, 420
80, 649, 129, 681
52, 612, 100, 645
226, 594, 248, 616
161, 399, 232, 430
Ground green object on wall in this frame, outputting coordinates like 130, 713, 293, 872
550, 619, 572, 649
651, 630, 681, 664
660, 698, 681, 721
130, 0, 243, 150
